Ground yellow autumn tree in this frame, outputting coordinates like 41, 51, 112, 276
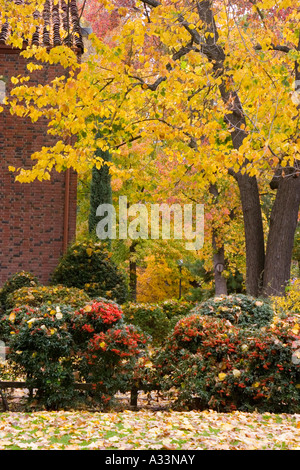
1, 0, 300, 297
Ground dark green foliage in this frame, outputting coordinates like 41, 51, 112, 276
51, 240, 128, 304
123, 303, 170, 345
122, 299, 193, 345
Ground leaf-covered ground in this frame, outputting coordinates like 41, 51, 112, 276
1, 409, 300, 450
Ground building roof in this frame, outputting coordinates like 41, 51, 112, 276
0, 0, 84, 53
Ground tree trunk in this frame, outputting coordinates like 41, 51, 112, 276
212, 231, 227, 296
234, 173, 265, 297
129, 241, 138, 302
209, 184, 228, 296
263, 174, 300, 296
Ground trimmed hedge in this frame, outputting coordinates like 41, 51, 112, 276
5, 285, 90, 310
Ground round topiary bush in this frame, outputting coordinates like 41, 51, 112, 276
151, 313, 300, 413
0, 271, 40, 313
272, 279, 300, 315
51, 241, 128, 304
190, 294, 274, 328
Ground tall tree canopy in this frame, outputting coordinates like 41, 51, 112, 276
1, 0, 300, 297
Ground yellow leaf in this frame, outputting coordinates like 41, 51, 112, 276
232, 369, 241, 378
9, 312, 16, 322
292, 324, 299, 335
218, 373, 227, 381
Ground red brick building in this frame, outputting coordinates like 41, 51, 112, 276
0, 0, 83, 285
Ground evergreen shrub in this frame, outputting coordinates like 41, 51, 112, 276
51, 241, 128, 304
7, 304, 76, 410
123, 300, 193, 345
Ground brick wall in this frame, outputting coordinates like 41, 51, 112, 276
0, 46, 77, 286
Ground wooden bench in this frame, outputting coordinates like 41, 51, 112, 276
0, 381, 139, 411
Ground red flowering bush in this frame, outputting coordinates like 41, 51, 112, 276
71, 300, 124, 346
152, 313, 300, 413
71, 300, 150, 406
82, 325, 149, 402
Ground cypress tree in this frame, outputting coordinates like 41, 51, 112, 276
88, 146, 112, 238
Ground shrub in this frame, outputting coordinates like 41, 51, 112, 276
152, 313, 300, 413
2, 298, 150, 409
123, 303, 170, 345
122, 300, 193, 345
71, 300, 150, 404
71, 300, 124, 347
5, 285, 90, 310
190, 294, 274, 328
0, 271, 40, 312
51, 241, 128, 304
83, 324, 149, 402
7, 304, 76, 410
160, 299, 193, 318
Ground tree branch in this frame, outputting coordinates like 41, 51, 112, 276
254, 43, 292, 53
141, 0, 161, 7
128, 75, 167, 91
